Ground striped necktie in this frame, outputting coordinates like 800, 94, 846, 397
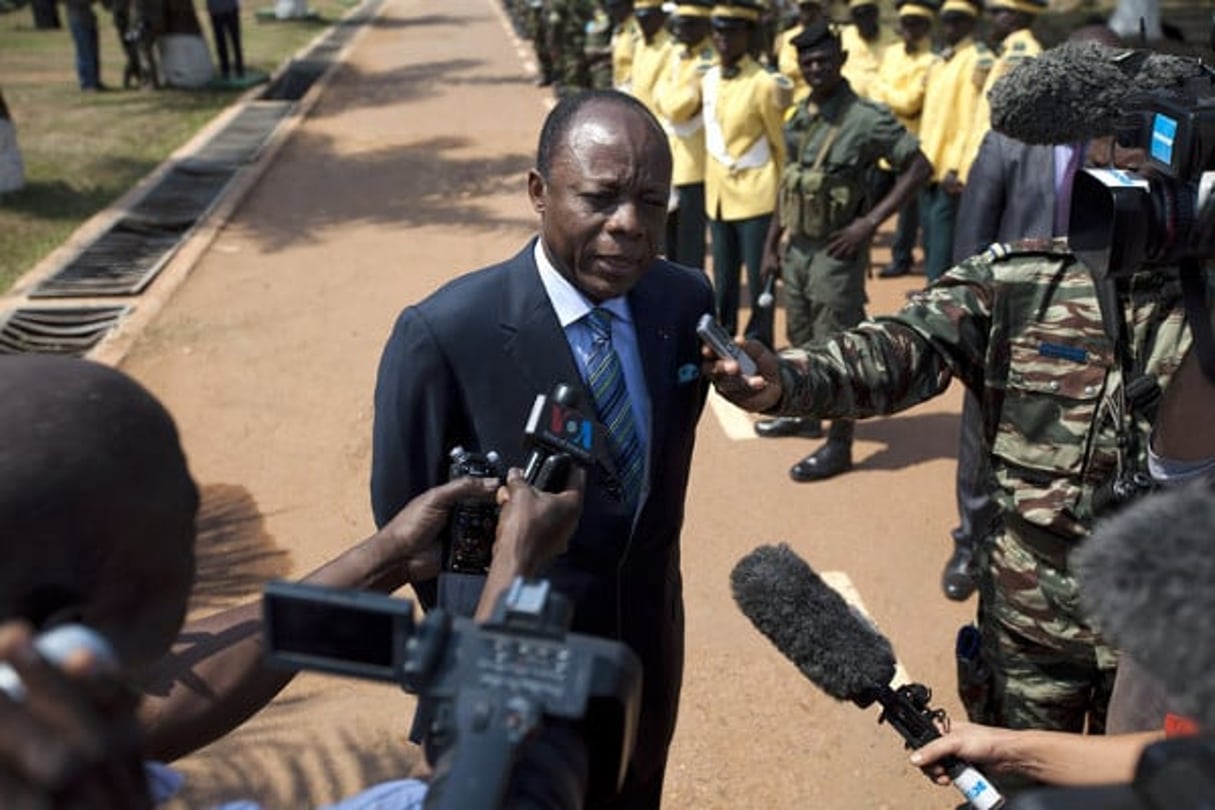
584, 308, 644, 507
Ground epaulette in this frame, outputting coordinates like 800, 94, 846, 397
981, 237, 1070, 262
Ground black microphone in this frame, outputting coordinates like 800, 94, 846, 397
1073, 479, 1215, 730
987, 42, 1207, 145
732, 544, 1006, 810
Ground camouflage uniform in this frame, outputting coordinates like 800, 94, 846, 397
584, 7, 614, 89
547, 0, 597, 96
525, 0, 555, 85
769, 240, 1192, 732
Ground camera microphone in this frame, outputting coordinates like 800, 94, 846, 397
987, 41, 1206, 145
731, 544, 1005, 810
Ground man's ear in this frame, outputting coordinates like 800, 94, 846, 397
527, 169, 547, 216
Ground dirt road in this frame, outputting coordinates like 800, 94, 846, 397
117, 1, 976, 806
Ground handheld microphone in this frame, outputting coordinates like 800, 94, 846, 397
1074, 479, 1215, 730
987, 42, 1207, 145
732, 544, 1005, 810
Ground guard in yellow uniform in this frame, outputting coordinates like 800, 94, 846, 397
703, 0, 787, 346
871, 0, 936, 278
774, 0, 825, 107
608, 0, 642, 90
628, 0, 673, 114
957, 0, 1044, 181
916, 0, 991, 281
654, 0, 718, 268
838, 0, 891, 101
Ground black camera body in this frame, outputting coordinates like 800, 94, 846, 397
263, 577, 641, 810
1070, 91, 1215, 280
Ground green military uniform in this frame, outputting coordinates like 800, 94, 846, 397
779, 83, 919, 345
525, 0, 554, 85
547, 0, 597, 96
585, 7, 614, 89
769, 240, 1193, 733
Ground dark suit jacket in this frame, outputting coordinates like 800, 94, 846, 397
953, 130, 1059, 264
371, 239, 713, 789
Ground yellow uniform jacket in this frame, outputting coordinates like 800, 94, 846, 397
630, 28, 673, 116
839, 24, 893, 101
871, 38, 936, 135
958, 27, 1041, 180
653, 37, 718, 186
918, 36, 992, 182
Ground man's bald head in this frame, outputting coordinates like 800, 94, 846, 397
0, 356, 198, 669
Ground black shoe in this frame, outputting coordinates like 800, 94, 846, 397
878, 261, 911, 278
942, 545, 977, 601
789, 442, 852, 482
754, 416, 824, 439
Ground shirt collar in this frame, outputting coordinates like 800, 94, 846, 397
533, 239, 633, 328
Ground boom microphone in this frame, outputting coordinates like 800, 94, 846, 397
1073, 479, 1215, 729
988, 42, 1208, 145
731, 544, 1005, 810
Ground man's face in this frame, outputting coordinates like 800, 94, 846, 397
799, 42, 845, 98
606, 0, 632, 24
529, 102, 672, 304
898, 15, 931, 48
940, 11, 974, 46
797, 1, 823, 26
850, 4, 879, 38
711, 20, 751, 66
673, 15, 709, 45
637, 10, 667, 39
989, 8, 1020, 42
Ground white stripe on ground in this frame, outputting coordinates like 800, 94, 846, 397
821, 570, 912, 688
707, 388, 760, 440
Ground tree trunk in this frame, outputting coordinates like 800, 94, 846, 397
31, 0, 62, 29
0, 88, 26, 195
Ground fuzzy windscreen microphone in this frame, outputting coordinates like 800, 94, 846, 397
987, 41, 1209, 145
730, 543, 896, 702
1074, 479, 1215, 729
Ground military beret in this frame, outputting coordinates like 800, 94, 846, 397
791, 18, 839, 50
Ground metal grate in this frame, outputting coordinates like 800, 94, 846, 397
185, 102, 294, 169
0, 306, 131, 356
261, 58, 330, 101
32, 165, 236, 297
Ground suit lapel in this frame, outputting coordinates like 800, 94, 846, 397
628, 265, 678, 463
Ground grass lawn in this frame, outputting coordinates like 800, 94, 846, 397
0, 0, 353, 292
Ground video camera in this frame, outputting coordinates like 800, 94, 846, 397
263, 576, 641, 810
1070, 80, 1215, 279
1007, 735, 1215, 810
439, 383, 609, 615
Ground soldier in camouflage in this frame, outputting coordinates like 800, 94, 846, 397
525, 0, 555, 87
584, 2, 615, 89
708, 238, 1193, 735
547, 0, 598, 97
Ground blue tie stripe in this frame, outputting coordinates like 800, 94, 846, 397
585, 308, 644, 506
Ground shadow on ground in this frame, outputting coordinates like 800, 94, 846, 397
189, 483, 292, 612
854, 411, 960, 471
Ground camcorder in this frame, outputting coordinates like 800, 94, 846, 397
439, 382, 609, 616
1007, 735, 1215, 810
1068, 70, 1215, 515
263, 577, 641, 810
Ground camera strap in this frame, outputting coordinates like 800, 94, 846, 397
1095, 277, 1153, 476
1180, 258, 1215, 385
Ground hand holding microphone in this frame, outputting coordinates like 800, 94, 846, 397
731, 544, 1005, 810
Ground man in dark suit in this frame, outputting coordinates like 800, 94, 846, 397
944, 129, 1085, 602
371, 90, 713, 809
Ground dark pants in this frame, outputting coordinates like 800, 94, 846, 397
951, 390, 998, 552
891, 193, 920, 269
209, 9, 244, 78
69, 17, 101, 89
920, 183, 960, 283
708, 213, 773, 347
664, 183, 706, 271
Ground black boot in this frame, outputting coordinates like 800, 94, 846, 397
789, 420, 853, 482
754, 416, 823, 438
941, 542, 977, 601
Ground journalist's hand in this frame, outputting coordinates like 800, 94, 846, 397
375, 476, 499, 584
826, 216, 876, 260
909, 721, 1015, 785
493, 467, 586, 577
0, 622, 151, 809
702, 338, 784, 413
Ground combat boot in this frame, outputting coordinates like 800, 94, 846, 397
941, 542, 977, 601
789, 419, 853, 482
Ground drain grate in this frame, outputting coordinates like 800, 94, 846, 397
186, 101, 294, 169
0, 306, 131, 356
261, 58, 330, 101
33, 165, 236, 298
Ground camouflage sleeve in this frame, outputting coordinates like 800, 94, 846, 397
775, 256, 995, 419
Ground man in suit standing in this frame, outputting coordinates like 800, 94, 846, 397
371, 90, 713, 809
